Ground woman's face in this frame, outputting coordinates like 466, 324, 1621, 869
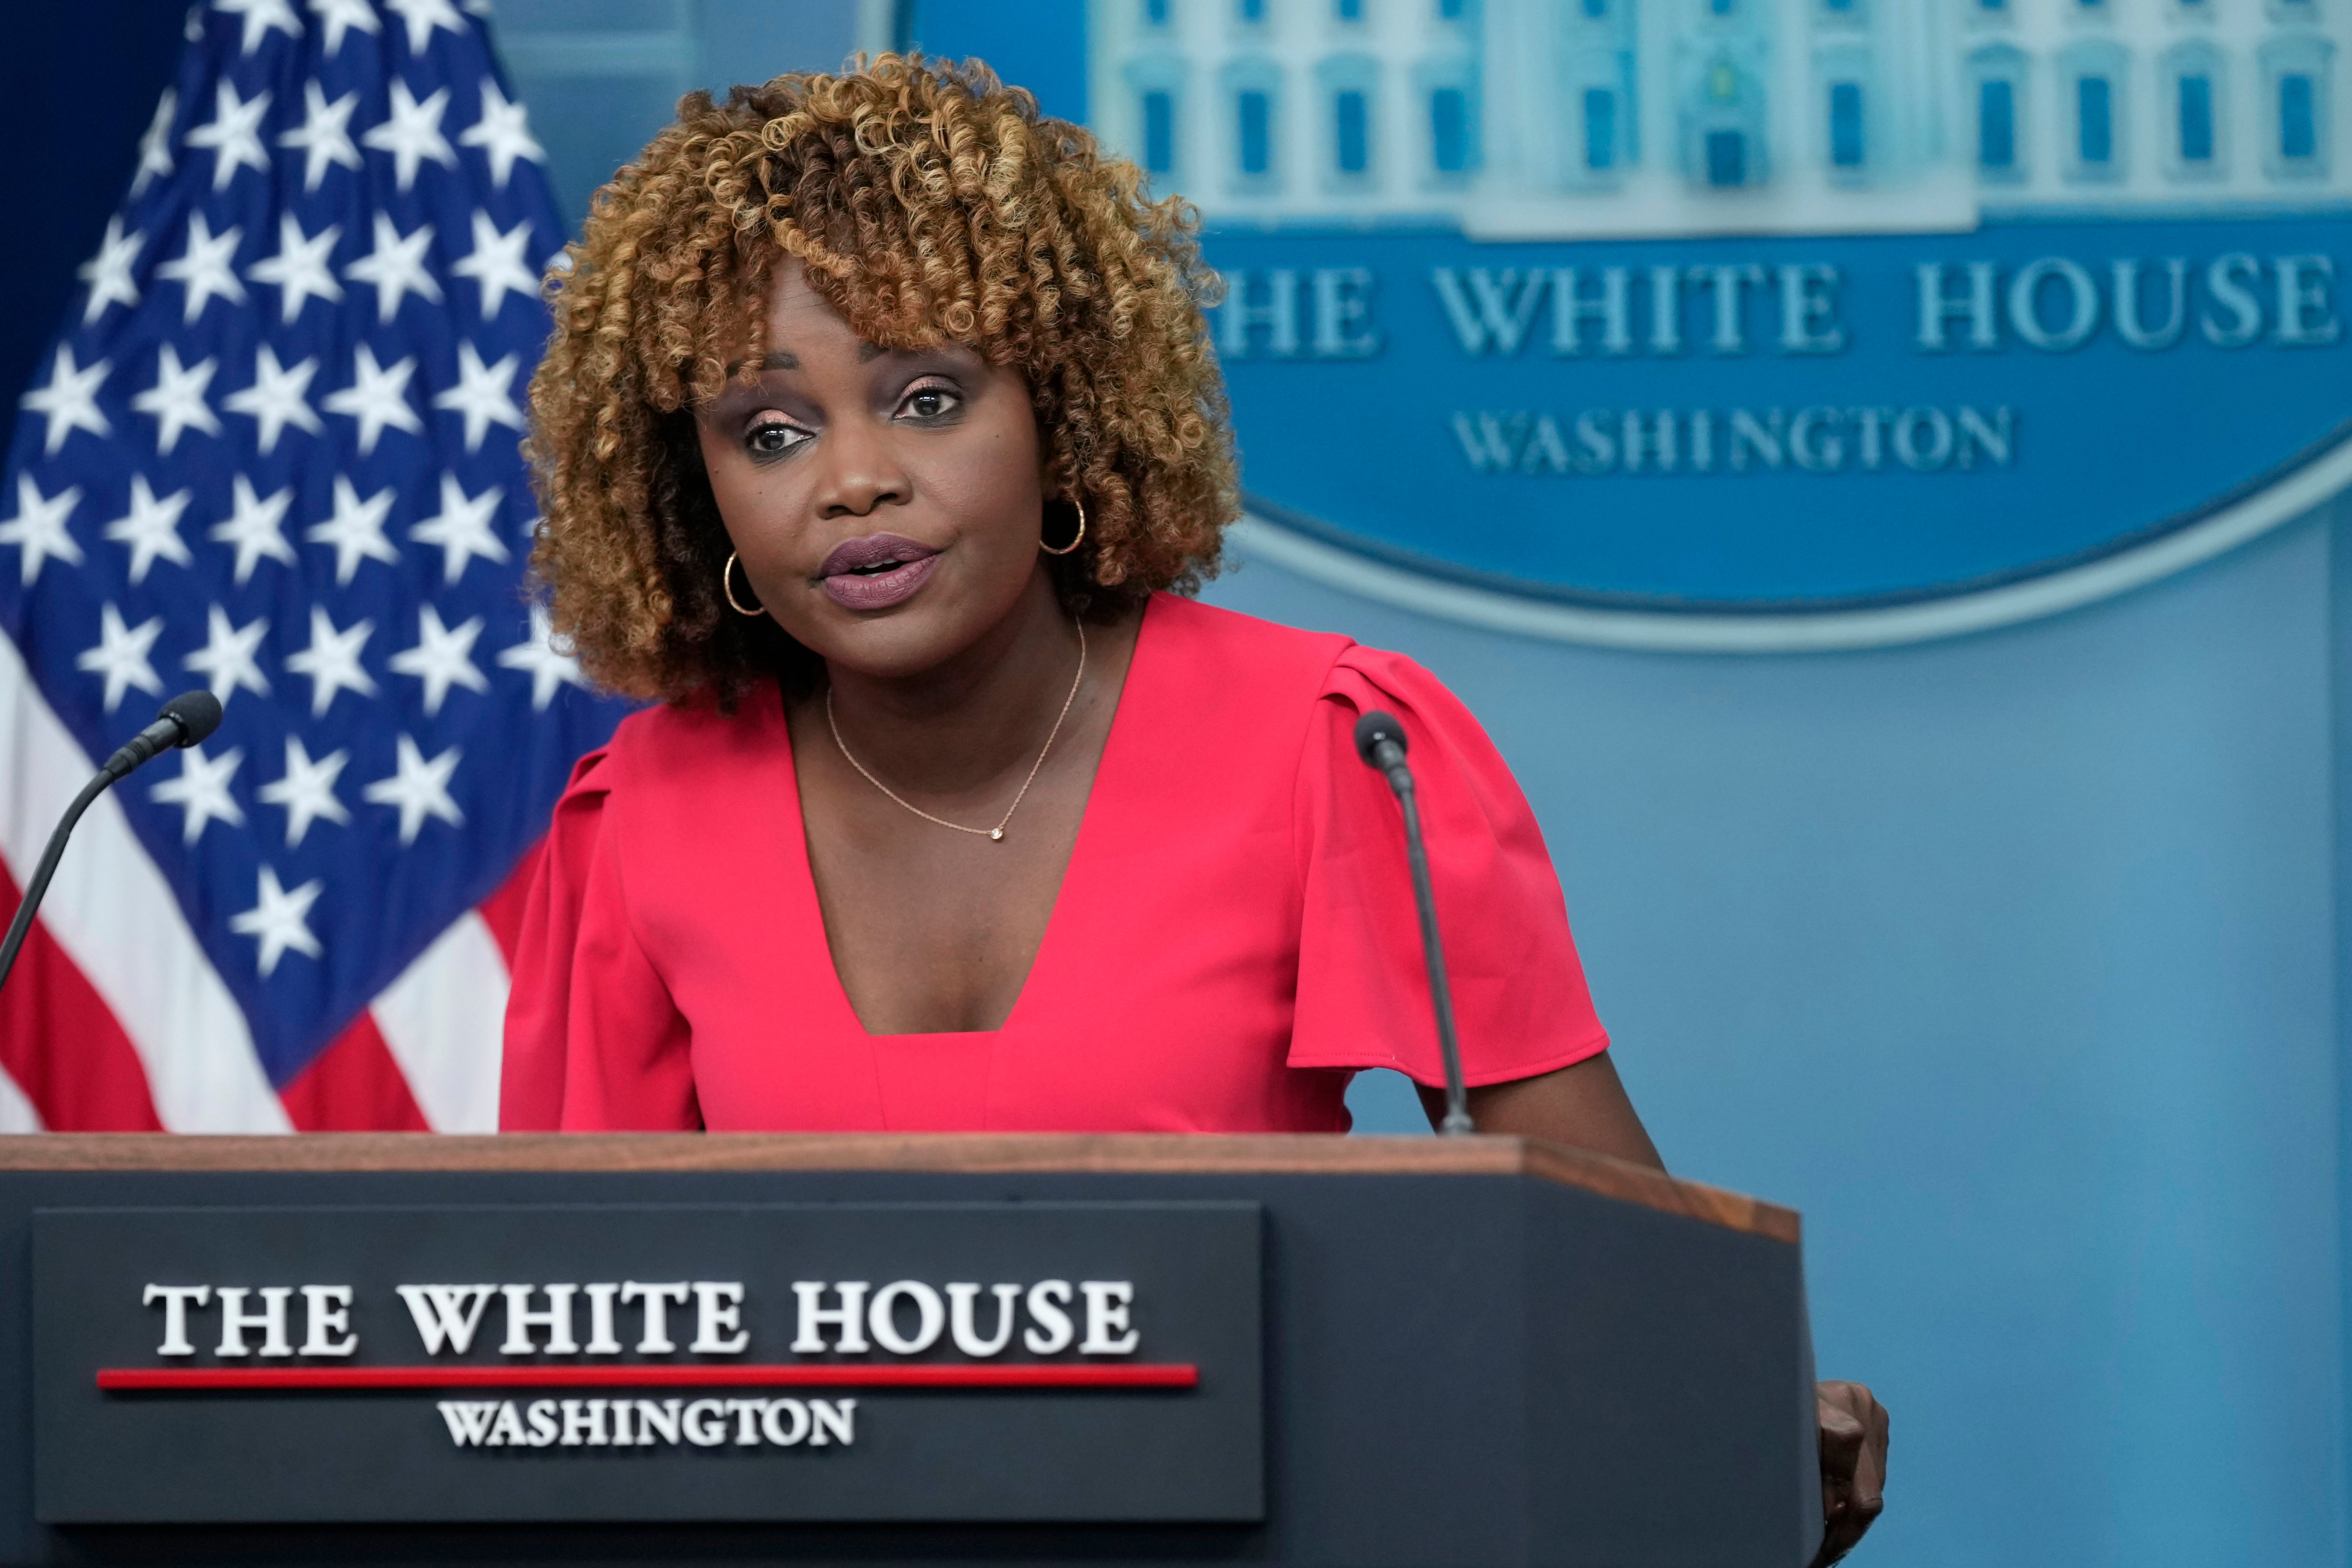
696, 263, 1049, 676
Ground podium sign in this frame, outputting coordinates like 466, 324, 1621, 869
31, 1202, 1263, 1524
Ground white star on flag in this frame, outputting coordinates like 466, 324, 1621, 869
323, 343, 425, 455
497, 605, 587, 710
131, 88, 177, 197
130, 345, 221, 455
258, 736, 353, 846
247, 214, 345, 323
431, 341, 524, 452
157, 212, 247, 323
283, 605, 379, 717
390, 603, 489, 716
277, 81, 363, 195
103, 475, 196, 585
18, 345, 112, 456
151, 743, 248, 844
384, 0, 468, 55
305, 475, 401, 584
229, 865, 326, 976
183, 79, 273, 191
222, 344, 323, 453
75, 604, 166, 713
0, 476, 84, 585
77, 217, 144, 324
364, 733, 465, 844
306, 0, 381, 55
362, 78, 458, 192
217, 0, 301, 55
450, 209, 537, 319
182, 605, 273, 706
345, 213, 443, 322
408, 473, 509, 583
209, 474, 299, 585
460, 78, 544, 188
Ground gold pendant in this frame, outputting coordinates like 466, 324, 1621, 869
989, 828, 1005, 841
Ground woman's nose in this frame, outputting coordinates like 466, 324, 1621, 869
811, 414, 911, 520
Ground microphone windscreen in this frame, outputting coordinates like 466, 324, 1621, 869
158, 690, 224, 748
1353, 710, 1406, 768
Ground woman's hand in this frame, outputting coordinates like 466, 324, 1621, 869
1809, 1380, 1888, 1566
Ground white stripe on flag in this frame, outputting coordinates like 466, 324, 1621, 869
0, 633, 289, 1132
371, 911, 508, 1133
0, 1064, 41, 1132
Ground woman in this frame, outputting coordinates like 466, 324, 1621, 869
503, 56, 1884, 1561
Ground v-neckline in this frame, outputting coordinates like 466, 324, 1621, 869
773, 597, 1157, 1041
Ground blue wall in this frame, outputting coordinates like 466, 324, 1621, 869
1210, 504, 2350, 1568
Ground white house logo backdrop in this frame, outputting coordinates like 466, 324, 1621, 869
1058, 0, 2352, 648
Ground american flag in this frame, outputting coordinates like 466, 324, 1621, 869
0, 0, 628, 1132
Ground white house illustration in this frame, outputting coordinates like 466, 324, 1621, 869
1086, 0, 2349, 236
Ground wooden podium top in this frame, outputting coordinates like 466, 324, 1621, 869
0, 1132, 1797, 1244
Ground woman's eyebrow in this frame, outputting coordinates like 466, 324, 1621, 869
721, 349, 802, 375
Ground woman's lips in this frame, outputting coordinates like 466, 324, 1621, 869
816, 533, 942, 611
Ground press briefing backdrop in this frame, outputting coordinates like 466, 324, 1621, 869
4, 2, 2351, 1567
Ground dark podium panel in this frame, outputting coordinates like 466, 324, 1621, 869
0, 1134, 1814, 1568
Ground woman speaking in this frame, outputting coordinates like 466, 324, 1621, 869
500, 57, 1883, 1558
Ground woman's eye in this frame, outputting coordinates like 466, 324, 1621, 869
745, 419, 808, 457
898, 384, 961, 421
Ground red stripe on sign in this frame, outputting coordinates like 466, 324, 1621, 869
98, 1364, 1199, 1391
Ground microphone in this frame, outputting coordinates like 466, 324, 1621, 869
1354, 710, 1473, 1136
0, 690, 222, 996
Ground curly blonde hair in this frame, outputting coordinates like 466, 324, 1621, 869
525, 54, 1238, 703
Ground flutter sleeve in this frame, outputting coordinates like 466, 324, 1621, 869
499, 745, 700, 1131
1288, 645, 1611, 1086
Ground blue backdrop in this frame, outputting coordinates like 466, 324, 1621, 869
7, 4, 2348, 1566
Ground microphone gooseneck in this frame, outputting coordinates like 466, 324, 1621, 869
1353, 710, 1474, 1136
0, 691, 225, 997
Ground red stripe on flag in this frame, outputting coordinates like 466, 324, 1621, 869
98, 1364, 1200, 1391
279, 1011, 430, 1132
472, 837, 542, 970
0, 861, 163, 1130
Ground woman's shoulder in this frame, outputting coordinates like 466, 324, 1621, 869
558, 689, 780, 802
1143, 592, 1459, 714
1143, 592, 1354, 694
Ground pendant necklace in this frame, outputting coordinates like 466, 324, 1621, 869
826, 620, 1087, 844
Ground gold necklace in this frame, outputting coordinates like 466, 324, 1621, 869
825, 620, 1087, 844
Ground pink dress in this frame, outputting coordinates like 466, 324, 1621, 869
500, 595, 1610, 1132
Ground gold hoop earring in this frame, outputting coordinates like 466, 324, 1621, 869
1040, 496, 1086, 557
723, 552, 764, 616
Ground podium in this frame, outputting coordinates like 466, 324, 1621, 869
0, 1133, 1814, 1567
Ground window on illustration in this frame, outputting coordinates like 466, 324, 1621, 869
2178, 74, 2214, 163
1146, 0, 1169, 26
1438, 0, 1466, 16
1830, 81, 1864, 167
1711, 0, 1737, 14
1979, 79, 2017, 167
1238, 91, 1272, 175
1336, 0, 1363, 19
1705, 129, 1746, 186
1430, 87, 1469, 172
1584, 89, 1617, 169
2078, 76, 2113, 164
1334, 90, 1368, 173
1238, 0, 1264, 19
1582, 0, 1608, 15
2280, 74, 2317, 160
1143, 91, 1175, 174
